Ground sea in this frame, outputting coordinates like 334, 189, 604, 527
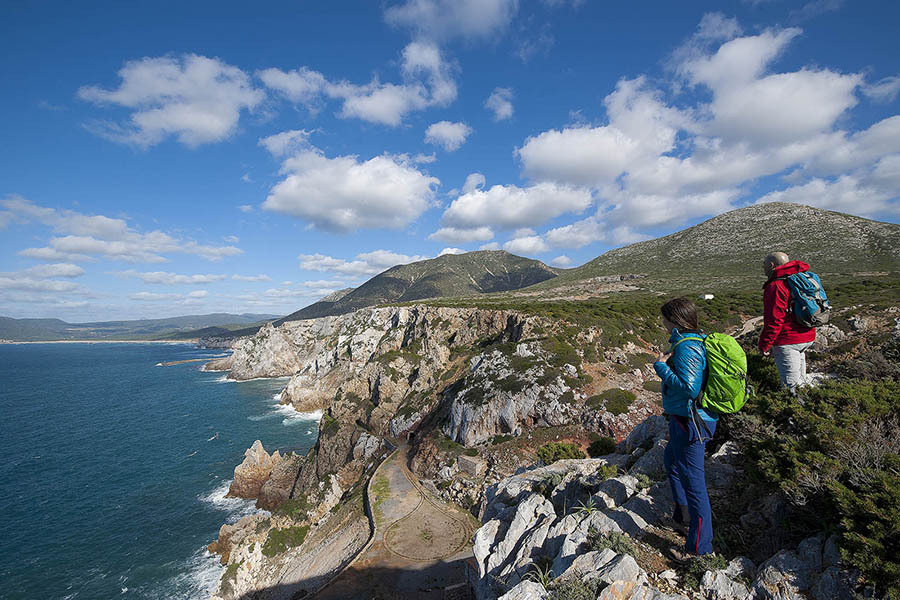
0, 342, 320, 600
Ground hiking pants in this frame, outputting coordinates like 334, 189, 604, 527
772, 342, 813, 394
664, 415, 716, 555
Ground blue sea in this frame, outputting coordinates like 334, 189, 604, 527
0, 343, 320, 600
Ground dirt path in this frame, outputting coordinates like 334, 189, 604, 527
315, 446, 477, 600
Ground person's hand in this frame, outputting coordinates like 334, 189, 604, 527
762, 350, 770, 357
656, 351, 669, 363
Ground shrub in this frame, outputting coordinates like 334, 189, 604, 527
586, 388, 636, 415
587, 436, 617, 457
634, 473, 652, 490
261, 525, 309, 557
547, 578, 599, 600
538, 442, 585, 464
320, 413, 340, 436
681, 553, 727, 590
587, 530, 635, 556
463, 448, 479, 457
642, 380, 662, 393
275, 496, 310, 521
597, 463, 618, 481
535, 472, 564, 499
491, 434, 513, 445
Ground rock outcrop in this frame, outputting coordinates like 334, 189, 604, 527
228, 440, 283, 500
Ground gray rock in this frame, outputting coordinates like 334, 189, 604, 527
596, 475, 640, 508
498, 580, 548, 600
621, 493, 663, 526
551, 529, 588, 577
797, 534, 826, 576
474, 519, 502, 578
823, 534, 841, 568
622, 415, 669, 452
505, 516, 555, 586
557, 548, 617, 580
700, 570, 750, 600
486, 494, 556, 578
725, 556, 756, 580
585, 553, 647, 585
630, 440, 667, 478
606, 508, 649, 537
597, 582, 689, 599
752, 550, 812, 599
811, 566, 856, 600
544, 513, 581, 559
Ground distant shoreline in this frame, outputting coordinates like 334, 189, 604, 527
0, 339, 198, 345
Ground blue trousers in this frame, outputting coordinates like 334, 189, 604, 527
664, 415, 716, 555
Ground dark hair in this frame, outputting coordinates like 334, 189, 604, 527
661, 297, 699, 331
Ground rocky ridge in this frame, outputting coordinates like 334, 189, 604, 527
475, 414, 864, 600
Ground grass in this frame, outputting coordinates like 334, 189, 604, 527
587, 530, 635, 556
585, 388, 636, 415
274, 495, 310, 521
537, 442, 585, 464
370, 473, 390, 524
261, 525, 309, 557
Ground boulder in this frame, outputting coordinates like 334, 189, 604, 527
228, 440, 281, 499
810, 566, 856, 600
498, 581, 547, 600
700, 570, 750, 600
621, 415, 668, 453
257, 453, 302, 510
751, 550, 812, 599
629, 439, 667, 478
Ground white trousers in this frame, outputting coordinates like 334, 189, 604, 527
772, 341, 814, 393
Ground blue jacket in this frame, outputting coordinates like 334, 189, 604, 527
653, 329, 717, 421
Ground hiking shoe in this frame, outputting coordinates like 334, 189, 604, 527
665, 547, 695, 564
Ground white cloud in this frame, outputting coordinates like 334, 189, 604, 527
862, 75, 900, 103
3, 196, 241, 263
187, 290, 209, 298
485, 87, 514, 121
20, 263, 86, 278
413, 153, 437, 164
438, 247, 466, 256
116, 270, 226, 285
78, 54, 264, 147
238, 205, 253, 213
384, 0, 519, 43
425, 120, 472, 151
550, 255, 572, 267
241, 173, 252, 183
0, 276, 81, 293
258, 129, 312, 157
757, 175, 900, 217
479, 242, 501, 250
428, 226, 494, 243
263, 145, 439, 232
462, 172, 486, 194
543, 217, 605, 249
232, 274, 272, 282
299, 250, 428, 276
261, 42, 457, 127
223, 235, 240, 244
131, 292, 180, 301
441, 182, 592, 230
503, 235, 548, 255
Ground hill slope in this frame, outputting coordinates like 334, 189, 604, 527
0, 313, 279, 342
279, 251, 557, 322
542, 202, 900, 291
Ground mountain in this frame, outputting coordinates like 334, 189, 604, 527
278, 251, 557, 323
539, 202, 900, 291
0, 313, 280, 342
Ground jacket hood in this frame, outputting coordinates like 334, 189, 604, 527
767, 260, 810, 284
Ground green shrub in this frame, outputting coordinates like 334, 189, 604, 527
587, 530, 635, 555
642, 380, 662, 393
537, 442, 585, 464
535, 472, 564, 499
587, 436, 617, 457
275, 495, 309, 521
634, 473, 652, 490
320, 413, 339, 436
597, 463, 618, 481
547, 578, 598, 600
681, 553, 727, 590
586, 388, 636, 415
463, 448, 479, 457
491, 434, 513, 445
261, 525, 309, 557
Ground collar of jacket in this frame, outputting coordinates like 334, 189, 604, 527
764, 260, 810, 287
667, 328, 704, 345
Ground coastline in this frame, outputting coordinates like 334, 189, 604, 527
0, 339, 199, 345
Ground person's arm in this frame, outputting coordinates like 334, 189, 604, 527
758, 281, 790, 353
654, 343, 705, 396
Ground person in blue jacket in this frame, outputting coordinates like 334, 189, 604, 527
654, 297, 718, 558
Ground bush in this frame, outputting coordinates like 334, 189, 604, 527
491, 434, 513, 445
537, 442, 585, 464
587, 436, 617, 457
642, 380, 662, 393
261, 525, 309, 557
547, 578, 599, 600
586, 388, 636, 415
587, 530, 635, 555
275, 496, 309, 521
681, 553, 727, 590
733, 379, 900, 596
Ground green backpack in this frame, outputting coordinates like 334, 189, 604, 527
676, 333, 750, 414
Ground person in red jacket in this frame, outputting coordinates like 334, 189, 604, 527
759, 252, 817, 393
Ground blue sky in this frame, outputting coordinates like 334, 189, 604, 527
2, 0, 899, 321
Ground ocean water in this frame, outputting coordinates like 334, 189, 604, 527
0, 343, 320, 600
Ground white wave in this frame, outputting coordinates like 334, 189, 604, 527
147, 546, 224, 600
282, 408, 323, 426
198, 480, 267, 524
273, 391, 283, 402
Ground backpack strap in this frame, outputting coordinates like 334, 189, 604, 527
669, 335, 705, 353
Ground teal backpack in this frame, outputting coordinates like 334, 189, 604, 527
674, 333, 750, 414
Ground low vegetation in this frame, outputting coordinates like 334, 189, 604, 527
585, 388, 636, 415
587, 436, 616, 457
537, 442, 585, 464
261, 525, 309, 557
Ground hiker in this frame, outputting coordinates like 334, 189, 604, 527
759, 252, 817, 393
654, 297, 717, 558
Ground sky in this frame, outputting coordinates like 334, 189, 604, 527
2, 0, 899, 322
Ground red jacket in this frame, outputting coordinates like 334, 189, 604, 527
758, 260, 817, 353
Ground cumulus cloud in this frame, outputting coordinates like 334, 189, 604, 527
479, 242, 501, 251
115, 270, 226, 285
550, 255, 572, 267
503, 235, 548, 255
3, 195, 241, 263
298, 249, 428, 276
232, 274, 272, 282
78, 54, 264, 147
223, 235, 240, 244
862, 75, 900, 103
258, 129, 312, 157
438, 247, 466, 256
238, 205, 253, 213
384, 0, 519, 43
261, 42, 457, 127
462, 172, 486, 193
485, 87, 514, 121
425, 121, 472, 151
131, 291, 180, 301
427, 226, 494, 243
20, 263, 86, 278
187, 290, 208, 298
262, 143, 439, 232
513, 15, 898, 231
440, 182, 592, 230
